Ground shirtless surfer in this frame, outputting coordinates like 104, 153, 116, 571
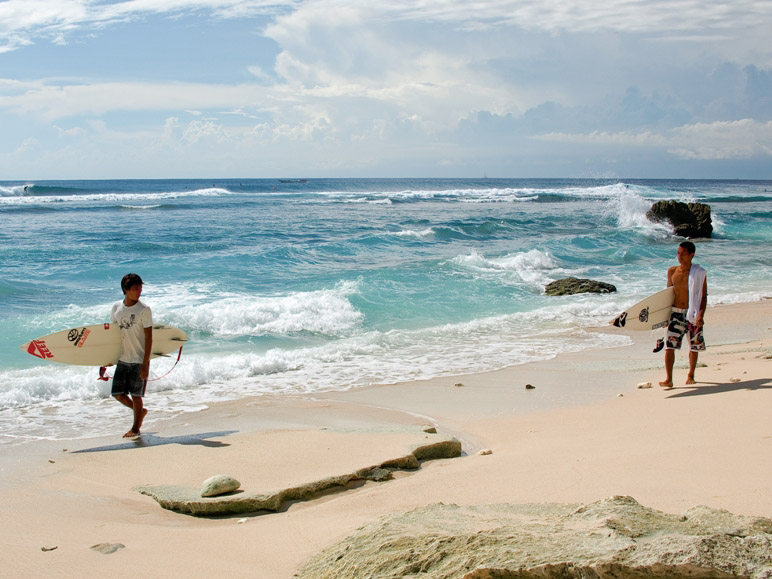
659, 241, 707, 388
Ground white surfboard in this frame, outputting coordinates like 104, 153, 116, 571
610, 287, 674, 331
20, 323, 187, 366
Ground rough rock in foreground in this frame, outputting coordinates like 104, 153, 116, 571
296, 496, 772, 578
545, 278, 617, 296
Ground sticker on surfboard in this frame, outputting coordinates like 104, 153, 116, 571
611, 287, 674, 331
20, 324, 187, 367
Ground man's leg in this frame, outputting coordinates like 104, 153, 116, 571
660, 349, 675, 387
687, 351, 698, 384
114, 394, 134, 409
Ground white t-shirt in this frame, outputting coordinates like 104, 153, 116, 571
111, 299, 153, 364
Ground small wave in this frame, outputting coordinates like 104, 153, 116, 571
449, 249, 561, 287
387, 228, 435, 239
163, 281, 363, 337
118, 204, 164, 210
0, 184, 34, 197
0, 187, 232, 206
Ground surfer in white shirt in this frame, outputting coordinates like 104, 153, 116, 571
111, 273, 153, 438
659, 241, 707, 388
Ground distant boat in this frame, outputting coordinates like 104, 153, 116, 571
278, 179, 308, 183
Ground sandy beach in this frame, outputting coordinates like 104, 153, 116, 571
2, 300, 770, 578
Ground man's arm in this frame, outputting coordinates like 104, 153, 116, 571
666, 266, 676, 287
140, 326, 153, 380
695, 277, 708, 327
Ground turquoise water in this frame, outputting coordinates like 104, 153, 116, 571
2, 178, 771, 443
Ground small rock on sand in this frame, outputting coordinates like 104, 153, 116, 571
41, 546, 57, 552
478, 449, 493, 456
525, 384, 535, 390
201, 474, 241, 498
453, 383, 464, 387
637, 381, 652, 389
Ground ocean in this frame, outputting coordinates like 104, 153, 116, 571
2, 178, 771, 445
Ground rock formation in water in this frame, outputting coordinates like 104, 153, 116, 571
545, 278, 617, 296
647, 200, 713, 238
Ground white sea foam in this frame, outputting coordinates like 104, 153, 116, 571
388, 228, 436, 238
0, 187, 231, 206
0, 300, 631, 444
0, 184, 32, 197
162, 281, 363, 337
118, 204, 163, 210
449, 249, 565, 287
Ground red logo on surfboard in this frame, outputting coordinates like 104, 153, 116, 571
27, 340, 54, 360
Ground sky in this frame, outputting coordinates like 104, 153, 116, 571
1, 0, 771, 179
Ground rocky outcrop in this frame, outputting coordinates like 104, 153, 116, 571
135, 435, 461, 517
296, 496, 772, 578
545, 278, 617, 296
647, 200, 713, 238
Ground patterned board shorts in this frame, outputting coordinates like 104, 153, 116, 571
111, 361, 147, 397
665, 307, 706, 352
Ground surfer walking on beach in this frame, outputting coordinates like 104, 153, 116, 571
111, 273, 153, 438
659, 241, 707, 388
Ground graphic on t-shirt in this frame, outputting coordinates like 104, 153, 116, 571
119, 314, 137, 330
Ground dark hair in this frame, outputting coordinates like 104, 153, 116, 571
679, 241, 696, 255
121, 273, 144, 294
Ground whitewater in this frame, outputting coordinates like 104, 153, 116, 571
1, 178, 770, 444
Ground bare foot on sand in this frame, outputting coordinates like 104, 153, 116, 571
659, 380, 673, 389
686, 375, 696, 385
122, 409, 148, 438
138, 408, 148, 430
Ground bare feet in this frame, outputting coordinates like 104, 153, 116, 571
138, 408, 148, 431
686, 375, 696, 385
659, 380, 673, 389
123, 409, 148, 438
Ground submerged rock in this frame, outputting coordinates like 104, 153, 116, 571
545, 278, 617, 296
296, 496, 772, 578
647, 200, 713, 239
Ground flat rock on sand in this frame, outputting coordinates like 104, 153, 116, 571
296, 495, 772, 578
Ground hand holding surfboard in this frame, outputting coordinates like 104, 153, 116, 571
21, 323, 187, 367
610, 287, 674, 331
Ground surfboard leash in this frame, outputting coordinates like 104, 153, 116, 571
97, 345, 184, 382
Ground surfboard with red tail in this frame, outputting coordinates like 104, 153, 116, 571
20, 323, 187, 366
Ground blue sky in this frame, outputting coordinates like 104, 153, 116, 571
1, 0, 771, 179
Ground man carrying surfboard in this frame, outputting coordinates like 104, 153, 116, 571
659, 241, 707, 388
111, 273, 153, 438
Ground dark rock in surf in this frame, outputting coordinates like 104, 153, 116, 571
545, 278, 617, 296
646, 200, 713, 238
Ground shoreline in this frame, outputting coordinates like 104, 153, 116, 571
2, 299, 770, 578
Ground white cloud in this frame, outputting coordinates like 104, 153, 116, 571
536, 119, 772, 160
4, 0, 771, 54
53, 124, 87, 137
0, 0, 296, 52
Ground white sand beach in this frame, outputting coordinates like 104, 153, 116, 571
2, 300, 771, 577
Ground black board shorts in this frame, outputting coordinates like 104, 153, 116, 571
111, 362, 147, 397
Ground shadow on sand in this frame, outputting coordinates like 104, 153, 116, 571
72, 430, 238, 453
666, 377, 772, 398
